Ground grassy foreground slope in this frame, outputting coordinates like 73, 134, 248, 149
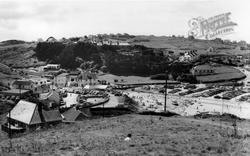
0, 114, 249, 155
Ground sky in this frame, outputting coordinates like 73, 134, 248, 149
0, 0, 249, 42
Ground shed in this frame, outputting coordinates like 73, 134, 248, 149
42, 110, 62, 124
62, 107, 89, 122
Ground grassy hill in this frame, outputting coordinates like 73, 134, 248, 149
129, 35, 236, 50
0, 42, 45, 68
196, 65, 246, 83
0, 114, 249, 155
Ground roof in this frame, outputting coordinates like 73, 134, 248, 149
7, 100, 42, 125
69, 71, 81, 75
40, 90, 60, 104
63, 107, 88, 122
84, 85, 108, 90
193, 65, 214, 71
42, 110, 62, 123
13, 80, 33, 86
0, 89, 30, 96
56, 73, 69, 77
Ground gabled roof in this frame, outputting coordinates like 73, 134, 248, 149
63, 107, 88, 122
42, 110, 62, 123
40, 91, 60, 104
7, 100, 41, 125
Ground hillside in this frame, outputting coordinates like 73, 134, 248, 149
0, 114, 249, 155
0, 36, 244, 70
0, 42, 45, 68
129, 35, 236, 50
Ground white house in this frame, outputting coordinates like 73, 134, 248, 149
54, 73, 69, 88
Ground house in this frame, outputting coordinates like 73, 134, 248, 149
54, 73, 69, 88
6, 100, 43, 130
83, 84, 108, 90
0, 63, 11, 74
43, 64, 60, 71
67, 71, 81, 87
191, 65, 215, 76
62, 107, 89, 122
179, 50, 198, 62
4, 100, 62, 132
29, 77, 51, 86
12, 80, 34, 90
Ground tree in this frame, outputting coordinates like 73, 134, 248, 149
57, 46, 76, 68
188, 35, 195, 40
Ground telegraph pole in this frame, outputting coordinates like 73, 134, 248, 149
164, 70, 168, 112
8, 109, 12, 150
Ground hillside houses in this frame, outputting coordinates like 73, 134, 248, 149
12, 76, 51, 94
179, 50, 198, 62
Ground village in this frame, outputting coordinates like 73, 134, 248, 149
1, 53, 250, 136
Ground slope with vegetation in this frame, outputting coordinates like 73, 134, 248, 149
0, 114, 249, 155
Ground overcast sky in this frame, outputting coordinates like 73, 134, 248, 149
0, 0, 249, 42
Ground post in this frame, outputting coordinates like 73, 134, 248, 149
8, 109, 12, 150
164, 70, 168, 112
19, 84, 22, 99
8, 109, 11, 138
102, 103, 104, 118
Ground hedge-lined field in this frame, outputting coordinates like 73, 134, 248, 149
197, 66, 246, 83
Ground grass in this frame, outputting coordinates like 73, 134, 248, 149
197, 66, 246, 83
0, 114, 248, 155
130, 36, 234, 50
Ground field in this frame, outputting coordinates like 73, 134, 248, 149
197, 66, 246, 83
0, 114, 250, 155
129, 35, 234, 50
